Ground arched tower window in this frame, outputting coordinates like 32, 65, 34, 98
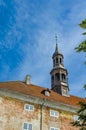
56, 57, 58, 64
51, 75, 54, 84
60, 58, 62, 64
55, 73, 60, 80
53, 59, 55, 67
62, 74, 66, 82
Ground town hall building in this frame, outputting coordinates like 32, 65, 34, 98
0, 39, 85, 130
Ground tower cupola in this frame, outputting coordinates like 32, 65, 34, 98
50, 37, 69, 97
52, 43, 64, 69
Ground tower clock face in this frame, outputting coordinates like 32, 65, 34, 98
62, 87, 67, 94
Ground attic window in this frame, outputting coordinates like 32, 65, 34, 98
41, 88, 51, 96
44, 88, 51, 96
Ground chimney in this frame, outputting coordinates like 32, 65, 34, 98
25, 75, 31, 84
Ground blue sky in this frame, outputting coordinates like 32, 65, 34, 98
0, 0, 86, 97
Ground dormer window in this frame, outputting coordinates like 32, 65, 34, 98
41, 89, 51, 96
45, 90, 50, 96
45, 88, 51, 96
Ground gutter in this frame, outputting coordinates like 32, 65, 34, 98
40, 98, 46, 130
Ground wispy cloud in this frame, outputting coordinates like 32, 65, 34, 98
0, 0, 86, 97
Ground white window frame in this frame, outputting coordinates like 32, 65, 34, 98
0, 97, 2, 103
50, 127, 60, 130
24, 104, 34, 111
23, 122, 32, 130
50, 110, 59, 118
74, 115, 79, 121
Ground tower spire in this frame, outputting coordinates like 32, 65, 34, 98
55, 35, 58, 44
55, 35, 58, 52
50, 37, 69, 97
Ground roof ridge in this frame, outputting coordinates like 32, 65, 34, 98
0, 80, 22, 83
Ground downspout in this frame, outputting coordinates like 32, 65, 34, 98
40, 98, 46, 130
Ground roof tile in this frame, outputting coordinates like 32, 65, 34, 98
0, 81, 85, 108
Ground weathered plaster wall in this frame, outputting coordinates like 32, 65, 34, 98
0, 95, 79, 130
42, 106, 79, 130
0, 96, 40, 130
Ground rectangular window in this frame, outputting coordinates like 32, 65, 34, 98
23, 123, 32, 130
50, 127, 60, 130
50, 110, 59, 117
74, 115, 79, 121
24, 104, 34, 111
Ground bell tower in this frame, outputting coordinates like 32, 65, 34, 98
50, 36, 69, 96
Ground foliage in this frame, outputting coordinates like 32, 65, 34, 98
84, 84, 86, 90
71, 101, 86, 130
79, 19, 86, 29
75, 19, 86, 53
71, 19, 86, 130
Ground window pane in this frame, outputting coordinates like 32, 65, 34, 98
29, 124, 32, 130
50, 110, 59, 117
30, 105, 34, 111
51, 128, 54, 130
24, 123, 27, 129
74, 115, 79, 121
55, 111, 59, 117
50, 110, 54, 116
26, 104, 29, 109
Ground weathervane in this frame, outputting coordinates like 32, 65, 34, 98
55, 34, 58, 52
55, 34, 58, 44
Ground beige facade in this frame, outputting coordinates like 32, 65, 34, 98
0, 89, 81, 130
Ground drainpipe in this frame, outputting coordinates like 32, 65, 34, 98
40, 98, 46, 130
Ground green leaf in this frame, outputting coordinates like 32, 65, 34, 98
79, 19, 86, 29
84, 84, 86, 90
82, 32, 86, 35
75, 40, 86, 52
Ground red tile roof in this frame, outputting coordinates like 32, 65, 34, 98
0, 81, 85, 108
